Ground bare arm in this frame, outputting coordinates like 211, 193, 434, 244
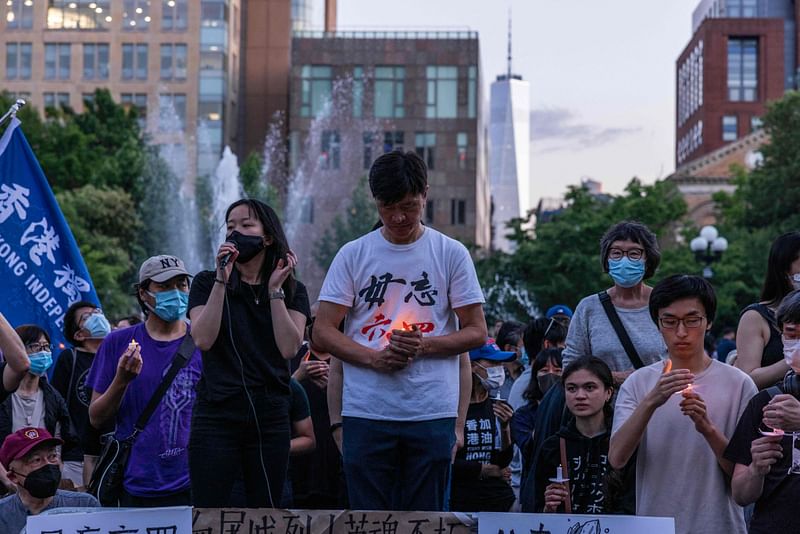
731, 434, 784, 506
327, 357, 343, 453
189, 244, 237, 351
289, 416, 316, 456
453, 354, 470, 458
88, 345, 142, 428
735, 310, 788, 389
0, 313, 29, 392
420, 303, 487, 358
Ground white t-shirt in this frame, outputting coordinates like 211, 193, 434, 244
319, 227, 484, 421
612, 359, 757, 534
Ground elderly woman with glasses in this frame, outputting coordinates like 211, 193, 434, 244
0, 325, 78, 494
561, 221, 667, 387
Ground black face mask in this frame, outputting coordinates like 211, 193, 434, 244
227, 230, 267, 264
20, 463, 61, 498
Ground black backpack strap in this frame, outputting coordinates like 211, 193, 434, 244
597, 291, 645, 370
765, 385, 783, 399
132, 333, 195, 435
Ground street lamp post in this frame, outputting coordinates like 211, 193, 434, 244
690, 225, 729, 279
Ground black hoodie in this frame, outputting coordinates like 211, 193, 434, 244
533, 417, 632, 514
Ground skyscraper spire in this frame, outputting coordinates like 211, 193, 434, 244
507, 7, 512, 78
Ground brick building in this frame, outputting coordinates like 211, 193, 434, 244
675, 0, 797, 167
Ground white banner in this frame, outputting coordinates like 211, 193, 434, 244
478, 512, 675, 534
26, 506, 192, 534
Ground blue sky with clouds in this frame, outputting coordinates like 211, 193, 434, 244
313, 0, 699, 204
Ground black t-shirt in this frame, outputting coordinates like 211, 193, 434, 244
451, 398, 515, 513
289, 378, 310, 423
188, 270, 311, 402
724, 389, 800, 533
52, 348, 96, 459
290, 351, 344, 508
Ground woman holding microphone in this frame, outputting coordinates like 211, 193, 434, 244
188, 199, 310, 507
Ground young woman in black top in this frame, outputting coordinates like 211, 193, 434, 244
188, 199, 310, 507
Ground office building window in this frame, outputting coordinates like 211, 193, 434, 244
468, 66, 477, 119
320, 130, 341, 170
45, 44, 71, 80
123, 0, 151, 30
162, 0, 188, 30
383, 131, 404, 153
374, 66, 405, 118
161, 44, 188, 80
122, 43, 148, 80
722, 115, 738, 141
425, 199, 435, 224
6, 43, 32, 80
158, 93, 186, 131
727, 0, 759, 17
678, 41, 704, 127
451, 199, 466, 225
456, 132, 468, 170
363, 132, 375, 170
121, 92, 148, 125
426, 66, 458, 119
47, 1, 111, 29
43, 92, 71, 109
83, 43, 110, 80
6, 0, 33, 29
300, 65, 332, 118
751, 116, 763, 131
415, 132, 436, 170
728, 38, 757, 102
353, 66, 364, 118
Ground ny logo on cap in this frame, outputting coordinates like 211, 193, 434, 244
24, 429, 39, 440
159, 257, 181, 269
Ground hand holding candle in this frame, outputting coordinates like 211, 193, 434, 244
680, 387, 714, 435
388, 322, 424, 359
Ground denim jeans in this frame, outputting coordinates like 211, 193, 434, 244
342, 416, 455, 511
189, 390, 290, 507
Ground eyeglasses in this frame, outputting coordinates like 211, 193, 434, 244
608, 248, 644, 261
659, 316, 706, 329
79, 308, 103, 324
25, 342, 52, 353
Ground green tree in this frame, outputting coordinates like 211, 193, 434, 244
239, 152, 282, 214
313, 176, 378, 270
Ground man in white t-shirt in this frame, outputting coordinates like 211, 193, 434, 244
314, 151, 487, 511
609, 275, 756, 534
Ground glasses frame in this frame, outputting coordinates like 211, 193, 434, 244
25, 342, 52, 353
658, 315, 707, 330
608, 247, 645, 261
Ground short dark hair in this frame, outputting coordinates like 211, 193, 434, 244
777, 290, 800, 328
522, 317, 567, 357
523, 347, 564, 403
561, 356, 614, 419
761, 232, 800, 306
649, 274, 717, 325
368, 151, 428, 205
64, 300, 97, 346
14, 324, 51, 347
495, 320, 524, 350
599, 221, 661, 279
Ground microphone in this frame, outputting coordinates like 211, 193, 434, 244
219, 252, 233, 268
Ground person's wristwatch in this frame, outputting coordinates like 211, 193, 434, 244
330, 422, 343, 434
269, 288, 285, 300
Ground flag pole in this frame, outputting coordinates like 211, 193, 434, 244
0, 99, 26, 128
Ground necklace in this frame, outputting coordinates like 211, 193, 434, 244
245, 282, 264, 305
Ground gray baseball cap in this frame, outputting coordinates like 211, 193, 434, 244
138, 255, 190, 284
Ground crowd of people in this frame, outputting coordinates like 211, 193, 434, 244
0, 150, 799, 534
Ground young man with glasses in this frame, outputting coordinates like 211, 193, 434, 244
609, 275, 757, 534
0, 427, 98, 533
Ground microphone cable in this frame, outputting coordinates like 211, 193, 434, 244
221, 268, 276, 508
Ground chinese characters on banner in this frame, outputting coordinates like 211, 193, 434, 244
26, 506, 192, 534
477, 512, 675, 534
191, 508, 472, 534
0, 118, 99, 352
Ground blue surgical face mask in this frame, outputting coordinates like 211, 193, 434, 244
28, 351, 53, 376
519, 347, 529, 367
146, 289, 189, 322
608, 257, 645, 288
83, 313, 111, 339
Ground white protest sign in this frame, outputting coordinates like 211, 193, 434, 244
478, 512, 675, 534
26, 506, 192, 534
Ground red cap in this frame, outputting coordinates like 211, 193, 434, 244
0, 427, 62, 469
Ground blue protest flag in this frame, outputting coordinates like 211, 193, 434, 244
0, 117, 100, 353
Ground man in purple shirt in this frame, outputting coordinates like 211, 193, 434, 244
87, 255, 201, 507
